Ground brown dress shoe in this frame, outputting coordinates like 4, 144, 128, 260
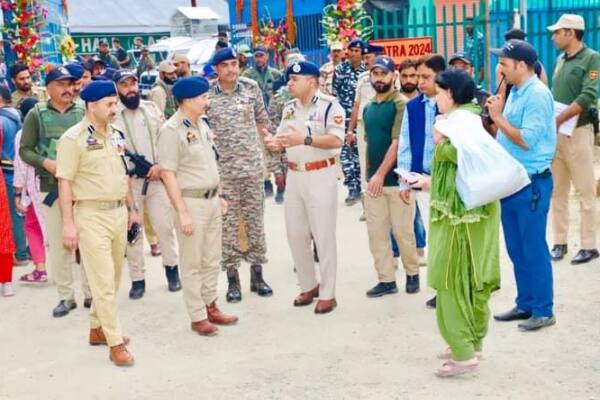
293, 285, 319, 307
206, 302, 238, 325
109, 344, 134, 367
191, 319, 219, 336
89, 327, 130, 346
314, 298, 337, 314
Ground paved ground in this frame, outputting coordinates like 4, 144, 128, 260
1, 176, 599, 399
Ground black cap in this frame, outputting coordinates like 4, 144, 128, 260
504, 28, 527, 41
490, 39, 537, 65
449, 52, 473, 65
371, 55, 396, 73
364, 44, 385, 55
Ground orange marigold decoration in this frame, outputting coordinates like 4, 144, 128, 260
286, 0, 295, 44
250, 0, 259, 39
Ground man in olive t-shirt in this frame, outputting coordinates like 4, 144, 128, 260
548, 14, 600, 265
362, 56, 420, 298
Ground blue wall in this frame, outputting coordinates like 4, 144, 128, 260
227, 0, 330, 22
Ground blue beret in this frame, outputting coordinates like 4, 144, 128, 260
64, 63, 85, 80
211, 47, 237, 66
202, 63, 217, 78
46, 66, 76, 84
172, 76, 209, 100
80, 80, 117, 102
286, 61, 320, 79
348, 39, 366, 50
364, 44, 385, 55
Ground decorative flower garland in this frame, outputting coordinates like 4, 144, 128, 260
322, 0, 373, 47
254, 15, 294, 63
0, 0, 48, 71
59, 34, 76, 62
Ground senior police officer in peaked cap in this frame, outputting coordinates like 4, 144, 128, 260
265, 61, 346, 314
207, 47, 274, 303
56, 80, 141, 366
158, 76, 238, 336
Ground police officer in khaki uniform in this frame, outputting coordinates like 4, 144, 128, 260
19, 66, 92, 317
112, 70, 181, 299
158, 77, 238, 336
265, 61, 345, 314
56, 80, 140, 366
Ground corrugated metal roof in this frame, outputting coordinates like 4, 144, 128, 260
69, 0, 229, 33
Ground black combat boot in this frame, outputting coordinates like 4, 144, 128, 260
226, 269, 242, 303
165, 265, 182, 292
250, 264, 273, 297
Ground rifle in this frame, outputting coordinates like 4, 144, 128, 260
124, 149, 154, 195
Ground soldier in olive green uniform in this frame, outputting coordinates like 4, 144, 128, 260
158, 77, 238, 336
111, 70, 181, 299
208, 47, 273, 303
548, 14, 600, 264
242, 46, 282, 107
57, 80, 140, 366
149, 61, 178, 119
19, 66, 92, 317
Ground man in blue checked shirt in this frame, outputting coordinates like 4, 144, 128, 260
397, 54, 446, 310
487, 39, 557, 332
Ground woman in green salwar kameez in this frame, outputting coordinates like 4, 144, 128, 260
410, 69, 501, 377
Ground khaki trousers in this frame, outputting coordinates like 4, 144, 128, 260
551, 124, 597, 248
41, 192, 91, 301
176, 196, 221, 322
365, 187, 419, 280
143, 211, 158, 245
285, 166, 338, 300
74, 204, 127, 347
126, 180, 178, 281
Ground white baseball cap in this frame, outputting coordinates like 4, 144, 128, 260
547, 14, 585, 32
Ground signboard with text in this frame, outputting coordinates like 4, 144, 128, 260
370, 36, 433, 65
72, 33, 170, 55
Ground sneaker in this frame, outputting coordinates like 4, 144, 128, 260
2, 283, 15, 297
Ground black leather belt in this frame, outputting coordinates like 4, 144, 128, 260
530, 169, 551, 180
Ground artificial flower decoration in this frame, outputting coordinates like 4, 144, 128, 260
0, 0, 48, 72
321, 0, 373, 47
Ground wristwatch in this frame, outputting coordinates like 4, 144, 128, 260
304, 136, 313, 146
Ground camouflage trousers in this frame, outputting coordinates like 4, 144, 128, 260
340, 142, 361, 193
221, 177, 268, 271
265, 150, 288, 189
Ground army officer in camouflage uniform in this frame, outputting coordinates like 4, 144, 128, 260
207, 47, 273, 303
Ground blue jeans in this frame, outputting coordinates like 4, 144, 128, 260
390, 204, 427, 257
501, 175, 554, 318
5, 177, 28, 260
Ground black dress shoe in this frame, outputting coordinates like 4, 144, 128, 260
366, 282, 398, 298
250, 264, 273, 296
550, 244, 568, 261
345, 189, 361, 206
570, 249, 599, 265
518, 315, 556, 331
493, 306, 531, 321
84, 298, 92, 308
165, 265, 182, 292
129, 280, 145, 300
226, 269, 242, 303
405, 275, 420, 294
53, 299, 77, 317
425, 296, 436, 309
